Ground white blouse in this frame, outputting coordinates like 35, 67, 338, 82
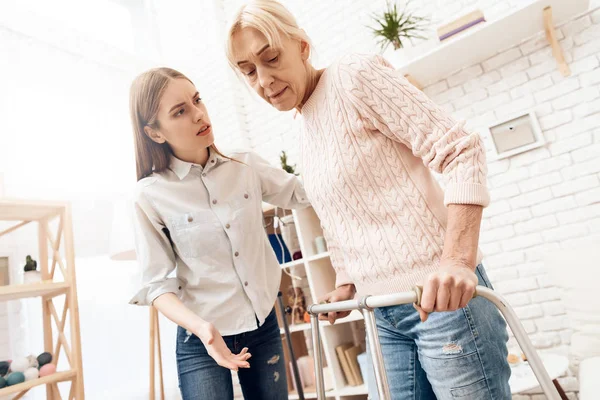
129, 149, 309, 335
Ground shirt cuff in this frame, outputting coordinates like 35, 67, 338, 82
444, 183, 490, 207
129, 277, 182, 306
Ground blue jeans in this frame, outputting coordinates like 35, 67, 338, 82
176, 309, 288, 400
367, 265, 511, 400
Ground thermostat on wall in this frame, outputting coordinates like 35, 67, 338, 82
486, 111, 545, 160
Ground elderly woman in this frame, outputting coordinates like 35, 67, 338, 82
226, 1, 511, 399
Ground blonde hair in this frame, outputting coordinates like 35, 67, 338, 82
225, 0, 312, 70
129, 68, 233, 181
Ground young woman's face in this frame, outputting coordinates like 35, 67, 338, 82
145, 78, 214, 155
231, 28, 310, 112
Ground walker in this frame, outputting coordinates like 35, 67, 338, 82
307, 286, 564, 400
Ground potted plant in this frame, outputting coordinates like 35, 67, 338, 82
369, 1, 431, 66
23, 255, 41, 284
280, 150, 298, 176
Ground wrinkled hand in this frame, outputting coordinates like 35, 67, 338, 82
195, 322, 251, 371
415, 262, 477, 322
318, 284, 356, 325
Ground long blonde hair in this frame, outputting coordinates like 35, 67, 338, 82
225, 0, 312, 70
129, 68, 232, 181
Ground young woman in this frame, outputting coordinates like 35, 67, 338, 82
226, 1, 511, 399
128, 66, 308, 399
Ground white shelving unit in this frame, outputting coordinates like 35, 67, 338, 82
0, 199, 85, 399
398, 0, 590, 86
267, 206, 369, 400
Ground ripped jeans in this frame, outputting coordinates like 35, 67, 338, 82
367, 264, 511, 400
176, 309, 288, 400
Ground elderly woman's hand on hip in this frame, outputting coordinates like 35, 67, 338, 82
415, 262, 478, 322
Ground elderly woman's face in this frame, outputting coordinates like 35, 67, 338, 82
231, 27, 310, 111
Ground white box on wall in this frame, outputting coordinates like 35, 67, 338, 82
485, 110, 545, 160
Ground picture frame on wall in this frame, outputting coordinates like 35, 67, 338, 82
485, 110, 545, 160
0, 256, 9, 286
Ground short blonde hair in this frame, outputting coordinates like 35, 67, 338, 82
225, 0, 312, 69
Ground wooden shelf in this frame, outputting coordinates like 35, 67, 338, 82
398, 0, 589, 86
0, 370, 76, 396
281, 258, 305, 269
323, 310, 364, 327
0, 198, 65, 221
337, 384, 368, 396
0, 198, 85, 397
307, 252, 330, 263
0, 280, 70, 302
288, 386, 336, 399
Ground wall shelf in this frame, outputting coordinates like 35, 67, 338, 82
398, 0, 589, 86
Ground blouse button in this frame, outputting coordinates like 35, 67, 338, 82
212, 199, 217, 205
244, 281, 248, 287
225, 223, 231, 229
211, 159, 215, 164
235, 251, 239, 257
244, 194, 249, 199
202, 173, 206, 177
187, 215, 193, 222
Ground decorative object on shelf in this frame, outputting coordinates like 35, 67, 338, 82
22, 255, 41, 284
39, 363, 57, 377
369, 1, 429, 53
437, 9, 486, 41
9, 357, 29, 373
485, 110, 545, 160
369, 1, 430, 68
37, 351, 52, 368
268, 233, 292, 264
23, 255, 37, 272
287, 286, 307, 325
280, 150, 298, 175
5, 372, 25, 387
289, 355, 316, 394
23, 367, 39, 381
279, 214, 302, 261
0, 361, 9, 376
26, 354, 39, 369
314, 236, 327, 254
1, 352, 56, 386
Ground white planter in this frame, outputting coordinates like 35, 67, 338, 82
382, 38, 439, 68
23, 270, 41, 284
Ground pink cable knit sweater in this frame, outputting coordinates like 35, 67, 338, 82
300, 54, 489, 296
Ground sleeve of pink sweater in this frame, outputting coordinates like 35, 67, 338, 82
335, 54, 490, 207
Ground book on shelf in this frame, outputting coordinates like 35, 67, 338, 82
335, 343, 364, 386
344, 345, 364, 386
335, 343, 356, 386
437, 9, 486, 41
